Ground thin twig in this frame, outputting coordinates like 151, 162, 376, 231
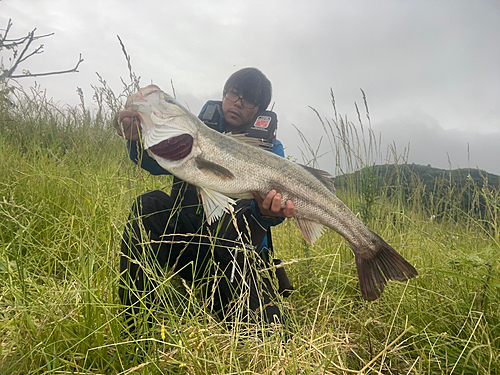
9, 54, 84, 78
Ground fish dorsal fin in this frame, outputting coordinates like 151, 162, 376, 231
198, 187, 236, 225
224, 133, 273, 150
300, 165, 336, 194
295, 218, 325, 245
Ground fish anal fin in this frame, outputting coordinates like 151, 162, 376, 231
195, 157, 235, 181
295, 218, 325, 245
353, 232, 418, 301
198, 187, 235, 225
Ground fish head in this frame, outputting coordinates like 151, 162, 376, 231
125, 85, 202, 168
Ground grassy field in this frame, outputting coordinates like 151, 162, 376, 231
0, 84, 498, 374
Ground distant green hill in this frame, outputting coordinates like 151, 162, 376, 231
334, 163, 500, 220
342, 163, 499, 188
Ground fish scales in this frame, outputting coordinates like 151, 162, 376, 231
191, 125, 374, 251
126, 85, 418, 300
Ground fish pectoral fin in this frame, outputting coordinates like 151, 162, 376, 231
295, 218, 325, 245
198, 187, 236, 225
195, 157, 235, 181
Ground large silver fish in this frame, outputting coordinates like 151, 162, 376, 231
125, 84, 417, 301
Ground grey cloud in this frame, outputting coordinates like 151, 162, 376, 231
1, 0, 499, 174
375, 112, 500, 174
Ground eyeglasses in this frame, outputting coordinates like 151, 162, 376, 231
224, 90, 259, 109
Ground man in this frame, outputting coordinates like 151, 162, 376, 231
115, 68, 294, 330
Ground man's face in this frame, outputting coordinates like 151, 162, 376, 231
222, 89, 259, 129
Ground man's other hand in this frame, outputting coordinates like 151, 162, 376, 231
252, 190, 295, 218
113, 110, 142, 141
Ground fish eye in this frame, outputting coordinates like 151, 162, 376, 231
161, 93, 176, 104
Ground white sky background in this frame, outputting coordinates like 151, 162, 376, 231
1, 0, 499, 175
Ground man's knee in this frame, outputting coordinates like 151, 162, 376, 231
122, 190, 174, 249
132, 190, 173, 217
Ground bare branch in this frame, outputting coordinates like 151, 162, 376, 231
0, 30, 37, 80
2, 32, 55, 46
16, 41, 44, 65
1, 19, 54, 47
1, 29, 38, 79
0, 18, 13, 46
8, 54, 84, 79
0, 19, 84, 82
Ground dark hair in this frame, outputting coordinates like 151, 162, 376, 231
223, 67, 272, 110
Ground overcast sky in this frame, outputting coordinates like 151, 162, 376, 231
2, 0, 499, 175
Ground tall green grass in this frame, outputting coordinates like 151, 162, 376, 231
0, 83, 498, 374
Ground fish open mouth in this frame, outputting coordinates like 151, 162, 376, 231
149, 133, 193, 161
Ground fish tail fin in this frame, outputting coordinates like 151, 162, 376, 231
354, 232, 418, 301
